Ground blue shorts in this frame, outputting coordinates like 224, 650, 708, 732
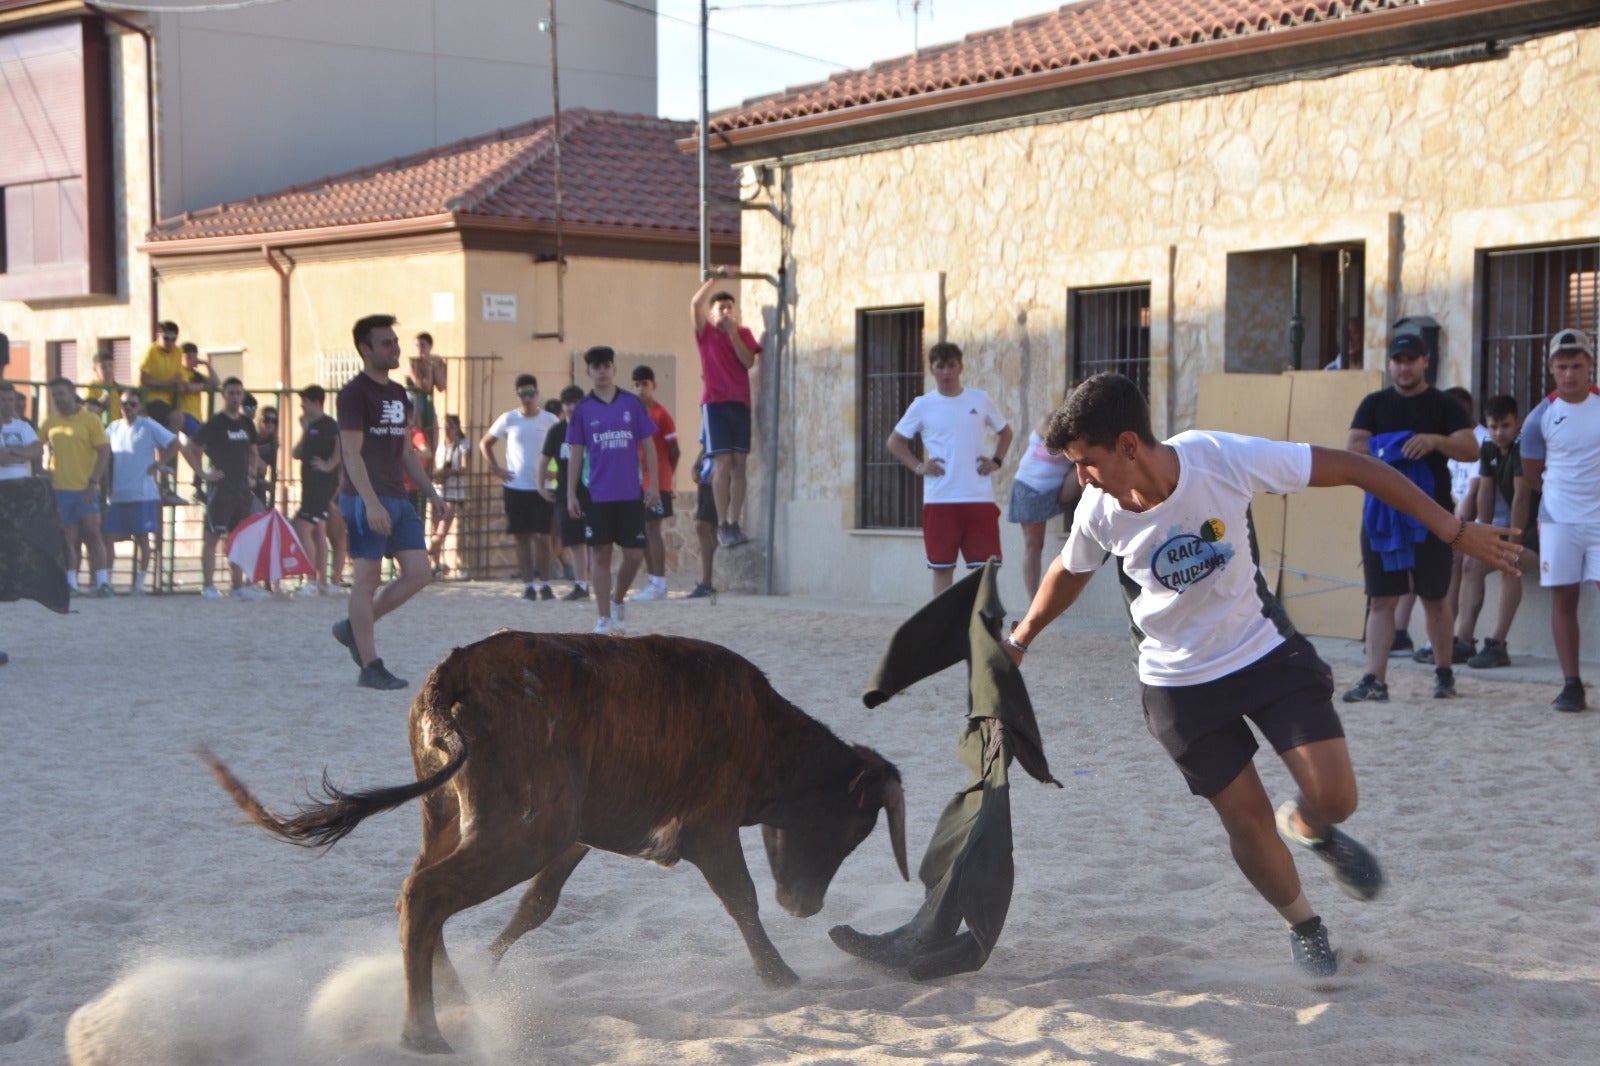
703, 402, 751, 456
54, 489, 102, 526
104, 500, 161, 536
181, 412, 201, 436
340, 493, 426, 560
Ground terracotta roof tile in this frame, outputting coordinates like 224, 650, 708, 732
710, 0, 1426, 134
150, 111, 738, 243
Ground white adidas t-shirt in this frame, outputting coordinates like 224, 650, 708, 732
487, 408, 558, 491
1063, 430, 1312, 686
892, 388, 1008, 504
1519, 388, 1600, 525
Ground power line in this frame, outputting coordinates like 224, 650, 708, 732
602, 0, 853, 69
91, 0, 289, 12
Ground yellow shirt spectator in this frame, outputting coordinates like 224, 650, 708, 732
140, 342, 184, 407
42, 407, 109, 492
85, 384, 121, 422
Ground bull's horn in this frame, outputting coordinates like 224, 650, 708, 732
884, 778, 909, 881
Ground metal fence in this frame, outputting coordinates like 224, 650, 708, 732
856, 307, 926, 530
1071, 283, 1152, 395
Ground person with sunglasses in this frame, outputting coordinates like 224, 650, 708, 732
103, 389, 196, 594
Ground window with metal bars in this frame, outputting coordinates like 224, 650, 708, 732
857, 306, 925, 529
1070, 284, 1151, 395
1479, 242, 1599, 418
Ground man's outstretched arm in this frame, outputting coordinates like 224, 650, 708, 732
1008, 555, 1097, 663
1307, 444, 1520, 575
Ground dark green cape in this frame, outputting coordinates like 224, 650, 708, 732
830, 559, 1058, 979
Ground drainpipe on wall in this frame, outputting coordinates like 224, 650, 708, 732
86, 3, 157, 340
262, 245, 293, 510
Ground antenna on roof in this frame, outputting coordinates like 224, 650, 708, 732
898, 0, 933, 52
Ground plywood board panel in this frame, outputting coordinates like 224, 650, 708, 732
1196, 372, 1293, 602
1279, 369, 1386, 638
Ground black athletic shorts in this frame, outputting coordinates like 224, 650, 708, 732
295, 474, 338, 523
205, 485, 257, 535
505, 487, 553, 536
582, 498, 646, 548
1140, 633, 1345, 798
1360, 524, 1452, 600
695, 481, 716, 524
645, 490, 674, 520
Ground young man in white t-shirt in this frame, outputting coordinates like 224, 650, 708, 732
887, 342, 1013, 595
481, 373, 559, 601
1515, 328, 1600, 713
1007, 373, 1521, 976
0, 384, 43, 479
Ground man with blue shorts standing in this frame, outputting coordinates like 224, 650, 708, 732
332, 314, 451, 690
691, 267, 761, 546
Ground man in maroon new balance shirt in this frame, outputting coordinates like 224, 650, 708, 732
331, 314, 450, 690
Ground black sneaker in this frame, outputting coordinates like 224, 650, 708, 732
1433, 667, 1457, 699
1410, 642, 1432, 663
358, 658, 408, 690
1389, 631, 1415, 657
561, 584, 590, 602
1467, 638, 1511, 669
522, 586, 539, 602
687, 582, 716, 599
1288, 916, 1338, 977
1413, 637, 1475, 665
539, 584, 555, 601
1276, 801, 1385, 901
1552, 679, 1587, 713
1342, 674, 1388, 703
331, 618, 362, 666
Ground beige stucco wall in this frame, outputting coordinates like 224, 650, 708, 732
738, 27, 1600, 624
1, 26, 154, 393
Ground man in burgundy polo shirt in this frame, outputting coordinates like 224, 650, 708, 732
331, 314, 450, 690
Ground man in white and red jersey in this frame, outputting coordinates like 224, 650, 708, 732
1515, 327, 1600, 713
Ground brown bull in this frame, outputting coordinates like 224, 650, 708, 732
201, 631, 908, 1054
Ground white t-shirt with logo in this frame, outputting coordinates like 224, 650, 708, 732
488, 407, 558, 491
1063, 430, 1311, 687
892, 388, 1008, 504
1519, 388, 1600, 525
107, 416, 177, 503
0, 417, 39, 480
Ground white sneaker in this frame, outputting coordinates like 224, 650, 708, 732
295, 582, 321, 598
201, 586, 222, 600
612, 601, 627, 629
631, 583, 668, 602
232, 586, 271, 601
592, 616, 613, 635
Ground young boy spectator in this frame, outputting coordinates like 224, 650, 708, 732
481, 373, 559, 601
195, 378, 263, 600
542, 385, 591, 600
690, 268, 761, 546
292, 385, 343, 596
566, 347, 658, 634
1456, 395, 1538, 669
83, 351, 122, 423
886, 341, 1013, 596
630, 364, 679, 602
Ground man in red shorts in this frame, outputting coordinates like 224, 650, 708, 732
887, 341, 1013, 595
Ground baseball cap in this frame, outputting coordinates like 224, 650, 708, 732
1547, 328, 1595, 359
1387, 333, 1427, 360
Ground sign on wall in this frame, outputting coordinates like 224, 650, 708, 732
481, 293, 517, 322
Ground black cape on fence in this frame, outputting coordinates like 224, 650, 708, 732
830, 559, 1059, 980
0, 478, 69, 614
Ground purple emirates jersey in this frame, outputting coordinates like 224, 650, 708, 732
566, 390, 657, 503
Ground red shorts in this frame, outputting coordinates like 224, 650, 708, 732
922, 502, 1002, 570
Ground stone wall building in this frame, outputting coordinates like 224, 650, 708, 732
706, 0, 1600, 651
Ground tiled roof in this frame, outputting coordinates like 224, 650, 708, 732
710, 0, 1431, 134
149, 111, 738, 244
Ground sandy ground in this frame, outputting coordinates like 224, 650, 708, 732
2, 577, 1597, 1065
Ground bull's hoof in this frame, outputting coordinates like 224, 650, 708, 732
401, 1028, 455, 1055
758, 963, 800, 988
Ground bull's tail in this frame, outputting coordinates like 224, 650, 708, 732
196, 731, 468, 851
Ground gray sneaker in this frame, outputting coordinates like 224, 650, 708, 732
1289, 916, 1338, 977
357, 658, 407, 690
1552, 679, 1587, 713
1276, 801, 1384, 901
1341, 674, 1388, 703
